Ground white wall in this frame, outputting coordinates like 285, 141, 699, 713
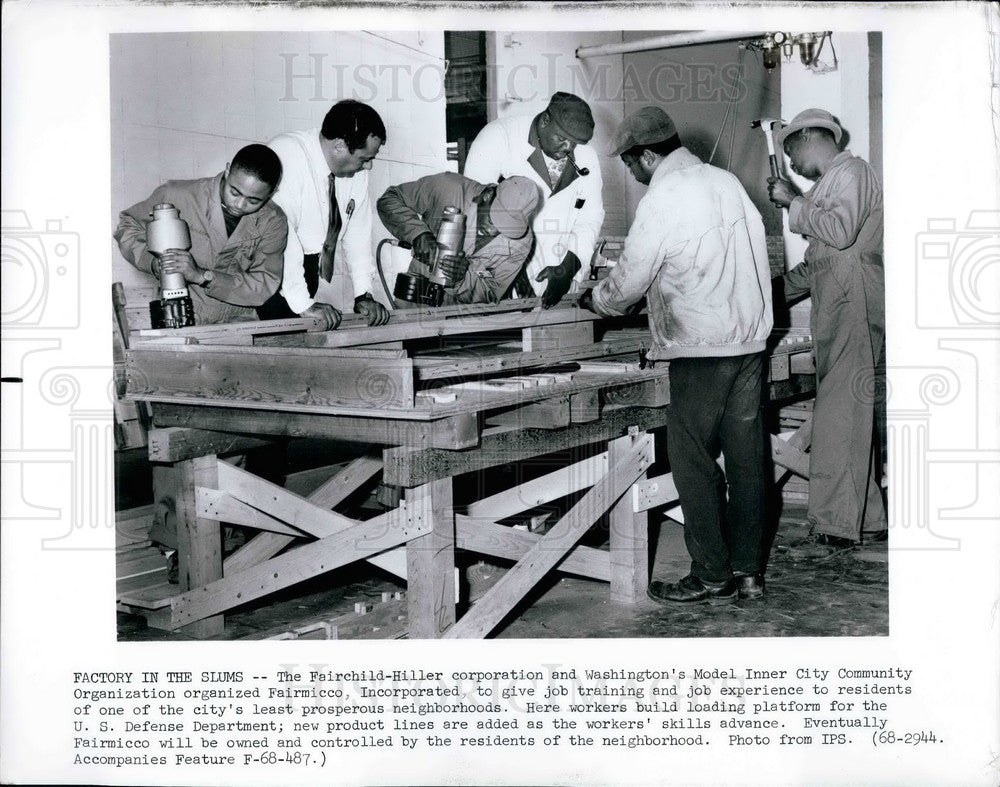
110, 31, 448, 293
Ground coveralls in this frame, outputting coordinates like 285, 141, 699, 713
783, 150, 887, 541
265, 129, 378, 315
114, 173, 286, 325
591, 147, 773, 583
377, 172, 534, 305
464, 112, 604, 296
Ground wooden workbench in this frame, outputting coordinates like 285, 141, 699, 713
119, 299, 814, 639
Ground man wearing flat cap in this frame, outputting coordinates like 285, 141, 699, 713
464, 92, 605, 307
580, 106, 773, 606
377, 172, 541, 305
768, 108, 887, 553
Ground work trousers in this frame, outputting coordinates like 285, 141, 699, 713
794, 256, 887, 541
665, 352, 768, 583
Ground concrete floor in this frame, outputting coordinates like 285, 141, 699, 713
117, 501, 888, 642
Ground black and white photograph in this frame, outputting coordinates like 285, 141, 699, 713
2, 2, 998, 785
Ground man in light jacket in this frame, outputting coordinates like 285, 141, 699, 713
768, 108, 886, 553
260, 100, 390, 329
580, 107, 773, 605
464, 92, 604, 308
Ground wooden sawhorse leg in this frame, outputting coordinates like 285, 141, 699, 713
153, 455, 223, 637
609, 432, 651, 603
405, 478, 456, 638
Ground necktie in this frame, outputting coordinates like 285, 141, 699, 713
545, 155, 567, 189
320, 174, 342, 282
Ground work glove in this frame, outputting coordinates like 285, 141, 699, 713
411, 232, 439, 266
354, 293, 390, 326
301, 302, 341, 332
438, 250, 470, 286
536, 250, 581, 308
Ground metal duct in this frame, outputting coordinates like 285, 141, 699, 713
576, 30, 763, 59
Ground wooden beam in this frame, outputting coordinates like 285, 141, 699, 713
771, 433, 810, 479
413, 337, 645, 382
170, 503, 429, 627
151, 403, 479, 449
406, 479, 456, 638
165, 455, 223, 637
632, 471, 681, 512
522, 321, 594, 352
443, 432, 654, 638
464, 453, 608, 521
197, 488, 309, 537
570, 390, 601, 423
134, 314, 329, 344
485, 396, 571, 429
312, 304, 599, 349
383, 405, 670, 487
609, 432, 651, 603
455, 516, 611, 581
147, 426, 272, 463
128, 346, 415, 410
216, 460, 358, 538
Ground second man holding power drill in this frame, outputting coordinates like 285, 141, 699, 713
377, 172, 542, 305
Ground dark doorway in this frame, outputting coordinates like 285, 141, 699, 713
444, 31, 488, 174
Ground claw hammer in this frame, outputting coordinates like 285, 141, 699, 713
751, 117, 783, 179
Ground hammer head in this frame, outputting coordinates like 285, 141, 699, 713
751, 117, 782, 131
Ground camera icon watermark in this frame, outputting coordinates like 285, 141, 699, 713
914, 210, 1000, 329
1, 210, 82, 330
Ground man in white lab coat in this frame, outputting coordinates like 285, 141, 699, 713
259, 99, 390, 329
464, 92, 605, 308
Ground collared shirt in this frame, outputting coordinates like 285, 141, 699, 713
114, 173, 286, 325
464, 112, 605, 295
267, 128, 376, 314
591, 147, 773, 360
377, 172, 533, 304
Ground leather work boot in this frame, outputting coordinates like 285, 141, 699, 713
734, 572, 766, 600
647, 575, 738, 606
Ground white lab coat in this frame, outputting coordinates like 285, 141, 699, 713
464, 113, 605, 296
267, 129, 376, 314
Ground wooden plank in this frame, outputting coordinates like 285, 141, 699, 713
771, 433, 810, 478
165, 456, 223, 637
128, 346, 415, 410
413, 337, 644, 382
223, 456, 383, 575
443, 432, 653, 638
632, 471, 681, 512
603, 377, 670, 408
486, 396, 571, 429
151, 403, 479, 449
522, 321, 594, 352
312, 304, 599, 349
570, 390, 601, 423
455, 516, 611, 581
216, 460, 358, 538
465, 453, 608, 520
134, 315, 328, 343
383, 405, 670, 487
171, 503, 429, 627
147, 426, 273, 463
609, 432, 650, 604
197, 488, 309, 537
406, 479, 456, 639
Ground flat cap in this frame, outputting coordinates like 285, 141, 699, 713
545, 92, 595, 144
609, 106, 678, 157
490, 176, 541, 239
774, 108, 843, 148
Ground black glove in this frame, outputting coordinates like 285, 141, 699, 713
577, 288, 595, 313
438, 250, 470, 286
354, 292, 390, 326
411, 232, 438, 265
536, 251, 581, 308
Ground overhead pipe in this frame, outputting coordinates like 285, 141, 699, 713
575, 30, 763, 59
